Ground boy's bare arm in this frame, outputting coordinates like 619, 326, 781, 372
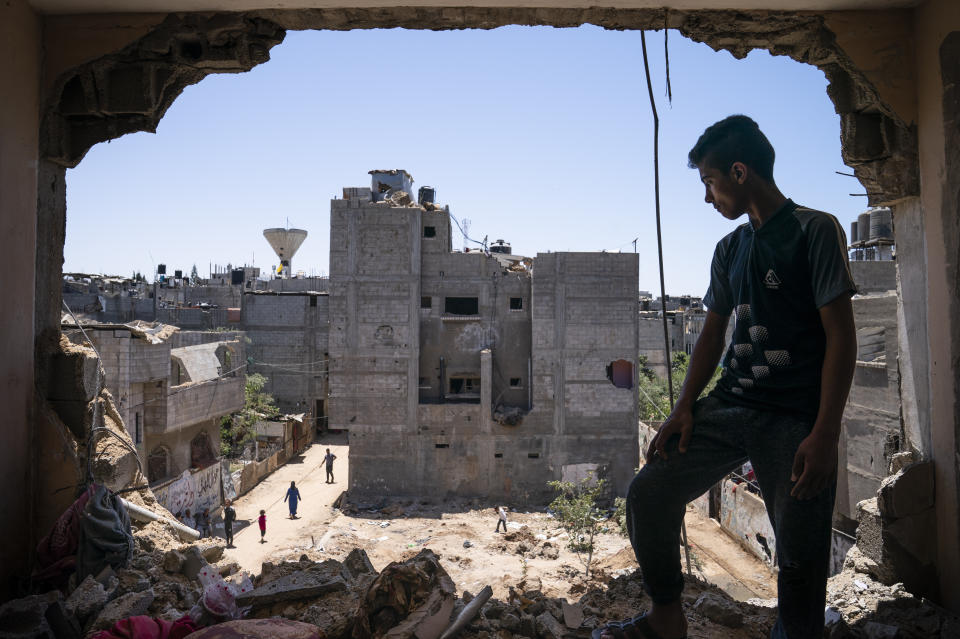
648, 310, 730, 460
790, 294, 857, 499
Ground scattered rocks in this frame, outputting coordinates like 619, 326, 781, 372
343, 548, 376, 581
693, 592, 743, 628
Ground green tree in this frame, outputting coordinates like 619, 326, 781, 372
190, 264, 199, 285
637, 351, 721, 421
220, 373, 279, 457
548, 474, 609, 577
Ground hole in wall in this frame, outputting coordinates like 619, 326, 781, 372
606, 359, 634, 389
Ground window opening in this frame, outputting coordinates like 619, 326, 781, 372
310, 295, 317, 307
606, 359, 634, 389
510, 297, 523, 310
424, 226, 436, 238
134, 412, 142, 444
448, 377, 481, 394
444, 297, 478, 315
495, 452, 503, 458
509, 378, 521, 387
528, 452, 540, 459
421, 296, 432, 309
435, 443, 449, 449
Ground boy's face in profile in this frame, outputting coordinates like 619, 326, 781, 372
698, 163, 748, 221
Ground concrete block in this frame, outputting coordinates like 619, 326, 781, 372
877, 462, 934, 519
0, 591, 80, 639
235, 570, 346, 607
64, 575, 108, 622
90, 589, 155, 631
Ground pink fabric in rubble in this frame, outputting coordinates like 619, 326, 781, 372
91, 615, 198, 639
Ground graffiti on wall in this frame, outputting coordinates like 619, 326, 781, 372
154, 463, 222, 517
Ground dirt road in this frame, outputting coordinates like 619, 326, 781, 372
224, 435, 348, 574
224, 437, 776, 604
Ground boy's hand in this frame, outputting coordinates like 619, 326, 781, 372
647, 405, 694, 461
790, 430, 838, 499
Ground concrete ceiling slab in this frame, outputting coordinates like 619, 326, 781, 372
28, 0, 923, 17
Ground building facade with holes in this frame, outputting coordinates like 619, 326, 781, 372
328, 173, 640, 502
65, 325, 245, 484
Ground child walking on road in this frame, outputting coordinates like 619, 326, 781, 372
258, 509, 267, 543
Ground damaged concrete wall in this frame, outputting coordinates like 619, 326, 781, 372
836, 290, 901, 524
14, 0, 959, 608
530, 252, 640, 498
242, 291, 329, 417
328, 195, 421, 495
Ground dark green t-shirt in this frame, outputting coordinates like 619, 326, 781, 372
703, 200, 857, 417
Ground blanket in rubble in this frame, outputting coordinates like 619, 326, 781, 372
78, 484, 135, 581
33, 483, 134, 588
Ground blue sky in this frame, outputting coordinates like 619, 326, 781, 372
65, 26, 865, 295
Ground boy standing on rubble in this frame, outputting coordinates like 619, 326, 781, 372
596, 115, 857, 639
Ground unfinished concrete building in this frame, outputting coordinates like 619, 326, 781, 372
62, 322, 245, 484
4, 0, 960, 614
328, 172, 639, 501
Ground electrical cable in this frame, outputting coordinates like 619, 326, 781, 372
640, 29, 692, 578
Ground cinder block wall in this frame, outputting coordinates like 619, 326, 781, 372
328, 198, 421, 498
242, 292, 329, 416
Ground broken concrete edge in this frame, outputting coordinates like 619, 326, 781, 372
40, 9, 914, 206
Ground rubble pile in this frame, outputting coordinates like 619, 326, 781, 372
822, 547, 960, 638
3, 487, 959, 638
491, 526, 561, 561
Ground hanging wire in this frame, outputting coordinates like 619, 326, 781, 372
640, 29, 691, 578
664, 13, 673, 105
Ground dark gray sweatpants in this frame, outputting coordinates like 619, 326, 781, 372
627, 396, 835, 639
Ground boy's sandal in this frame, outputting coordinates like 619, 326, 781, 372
590, 614, 686, 639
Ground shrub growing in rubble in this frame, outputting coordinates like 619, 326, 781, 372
548, 474, 608, 578
220, 373, 280, 457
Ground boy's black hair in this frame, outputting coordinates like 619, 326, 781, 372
688, 115, 776, 182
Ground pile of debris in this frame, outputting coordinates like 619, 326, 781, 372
4, 502, 960, 639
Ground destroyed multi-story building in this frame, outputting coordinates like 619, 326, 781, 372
6, 0, 960, 615
323, 171, 640, 501
62, 321, 245, 484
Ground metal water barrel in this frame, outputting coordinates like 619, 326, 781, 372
869, 208, 893, 240
849, 221, 858, 244
857, 213, 871, 244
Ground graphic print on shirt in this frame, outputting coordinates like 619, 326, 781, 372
763, 269, 782, 289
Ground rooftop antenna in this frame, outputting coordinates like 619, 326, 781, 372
462, 219, 471, 251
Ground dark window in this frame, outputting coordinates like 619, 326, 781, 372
435, 443, 449, 449
449, 377, 480, 394
494, 453, 503, 458
310, 295, 317, 307
421, 296, 432, 309
418, 377, 429, 387
528, 452, 540, 459
445, 297, 479, 315
509, 378, 521, 387
134, 413, 142, 444
424, 226, 436, 238
510, 297, 523, 310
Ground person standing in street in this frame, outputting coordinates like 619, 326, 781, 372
258, 509, 267, 543
285, 481, 302, 519
324, 449, 337, 484
495, 506, 508, 533
223, 499, 236, 548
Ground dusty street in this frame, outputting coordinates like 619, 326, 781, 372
224, 434, 349, 574
224, 436, 777, 605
